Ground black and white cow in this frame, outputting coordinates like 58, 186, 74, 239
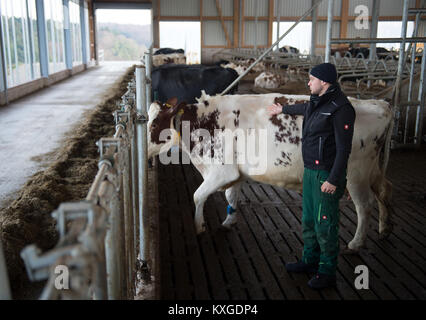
151, 64, 239, 104
279, 45, 300, 54
153, 48, 185, 55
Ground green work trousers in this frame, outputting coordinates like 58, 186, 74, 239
301, 168, 346, 276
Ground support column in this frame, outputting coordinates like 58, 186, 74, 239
36, 0, 49, 77
63, 0, 73, 70
254, 0, 258, 50
0, 3, 8, 102
393, 0, 410, 139
275, 0, 281, 51
325, 0, 334, 62
414, 42, 426, 145
0, 239, 11, 299
369, 0, 380, 60
310, 0, 318, 55
79, 0, 88, 66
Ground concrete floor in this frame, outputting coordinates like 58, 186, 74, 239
0, 61, 136, 207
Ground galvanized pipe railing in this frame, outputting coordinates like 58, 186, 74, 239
0, 239, 11, 299
220, 0, 324, 95
19, 58, 153, 299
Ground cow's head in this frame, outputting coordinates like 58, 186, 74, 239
147, 97, 185, 159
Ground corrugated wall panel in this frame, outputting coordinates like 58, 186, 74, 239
203, 0, 234, 16
348, 0, 370, 15
349, 0, 417, 17
379, 0, 416, 16
203, 20, 234, 45
347, 20, 370, 38
418, 20, 426, 41
160, 0, 200, 16
244, 21, 269, 46
278, 0, 313, 17
317, 0, 341, 16
244, 0, 269, 16
316, 21, 340, 44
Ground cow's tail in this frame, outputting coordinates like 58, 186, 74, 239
374, 103, 395, 239
382, 107, 394, 174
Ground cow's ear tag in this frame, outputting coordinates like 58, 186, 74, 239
165, 103, 173, 108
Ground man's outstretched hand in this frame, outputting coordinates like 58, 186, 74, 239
267, 103, 283, 116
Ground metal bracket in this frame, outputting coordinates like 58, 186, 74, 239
21, 202, 103, 283
51, 201, 97, 239
128, 79, 136, 90
136, 112, 148, 123
96, 138, 121, 159
114, 110, 130, 124
114, 111, 130, 133
20, 244, 79, 282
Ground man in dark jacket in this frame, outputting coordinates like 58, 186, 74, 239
267, 63, 356, 289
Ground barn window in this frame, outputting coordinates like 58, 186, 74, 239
69, 0, 82, 66
45, 0, 66, 74
272, 21, 312, 54
377, 21, 414, 51
0, 0, 40, 88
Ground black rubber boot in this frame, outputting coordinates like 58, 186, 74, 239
285, 261, 318, 273
307, 273, 337, 290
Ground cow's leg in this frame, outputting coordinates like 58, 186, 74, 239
345, 181, 376, 252
372, 176, 394, 239
222, 182, 242, 229
193, 170, 240, 234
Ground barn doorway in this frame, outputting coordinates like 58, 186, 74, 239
95, 8, 152, 62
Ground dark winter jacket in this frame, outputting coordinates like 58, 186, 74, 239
281, 84, 356, 186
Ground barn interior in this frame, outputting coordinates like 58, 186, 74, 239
0, 0, 425, 302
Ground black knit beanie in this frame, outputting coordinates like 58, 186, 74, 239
310, 63, 337, 84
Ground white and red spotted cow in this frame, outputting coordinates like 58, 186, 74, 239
221, 59, 267, 75
241, 58, 266, 73
220, 62, 247, 76
254, 72, 283, 89
147, 92, 393, 253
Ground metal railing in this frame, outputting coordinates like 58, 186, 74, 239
215, 0, 425, 147
15, 52, 153, 299
0, 239, 11, 299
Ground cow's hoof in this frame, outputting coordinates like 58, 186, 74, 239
218, 224, 233, 232
222, 213, 238, 229
378, 225, 393, 241
195, 223, 206, 235
340, 246, 360, 255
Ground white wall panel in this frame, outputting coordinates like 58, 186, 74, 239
244, 20, 268, 46
244, 0, 269, 16
315, 20, 340, 44
203, 0, 233, 16
318, 0, 342, 16
347, 20, 370, 38
203, 20, 233, 45
278, 0, 313, 17
160, 0, 200, 16
379, 0, 416, 16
